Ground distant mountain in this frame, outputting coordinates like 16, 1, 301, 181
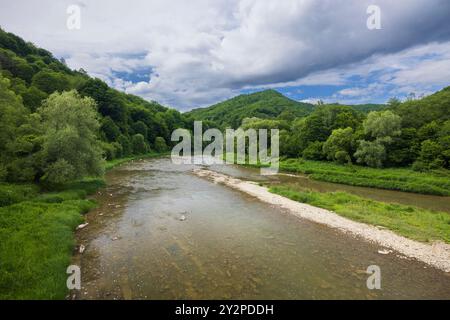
186, 89, 315, 128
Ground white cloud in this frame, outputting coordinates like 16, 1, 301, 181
0, 0, 449, 109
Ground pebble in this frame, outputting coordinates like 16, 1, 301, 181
76, 223, 89, 230
378, 249, 392, 255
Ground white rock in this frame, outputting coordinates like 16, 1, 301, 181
378, 249, 392, 255
76, 223, 89, 230
79, 244, 86, 254
179, 215, 186, 221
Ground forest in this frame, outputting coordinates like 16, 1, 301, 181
188, 88, 450, 171
0, 27, 187, 188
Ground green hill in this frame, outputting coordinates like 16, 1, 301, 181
0, 27, 187, 166
186, 89, 315, 128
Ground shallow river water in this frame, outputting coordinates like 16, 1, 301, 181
74, 157, 450, 299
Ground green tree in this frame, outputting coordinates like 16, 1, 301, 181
117, 134, 132, 156
355, 110, 402, 167
154, 136, 168, 152
100, 116, 121, 142
132, 121, 148, 140
302, 141, 325, 160
0, 75, 27, 156
354, 140, 386, 168
38, 90, 104, 185
32, 69, 70, 94
131, 134, 149, 154
22, 86, 47, 111
363, 110, 401, 143
0, 75, 29, 181
323, 127, 354, 164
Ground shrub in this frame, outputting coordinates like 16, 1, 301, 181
154, 136, 168, 152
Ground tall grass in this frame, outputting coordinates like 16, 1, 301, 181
0, 178, 101, 299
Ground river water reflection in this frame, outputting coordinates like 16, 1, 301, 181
74, 158, 450, 299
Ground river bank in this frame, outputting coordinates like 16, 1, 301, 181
193, 168, 450, 272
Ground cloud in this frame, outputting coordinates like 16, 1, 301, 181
0, 0, 449, 109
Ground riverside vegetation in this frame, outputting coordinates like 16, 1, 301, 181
0, 27, 449, 299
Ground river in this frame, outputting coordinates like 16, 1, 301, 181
73, 157, 450, 299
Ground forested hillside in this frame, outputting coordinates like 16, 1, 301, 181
186, 90, 386, 130
186, 90, 314, 129
0, 27, 188, 185
239, 88, 450, 170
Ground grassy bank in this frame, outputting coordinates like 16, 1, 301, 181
0, 152, 166, 299
255, 158, 450, 196
0, 179, 101, 299
270, 185, 450, 244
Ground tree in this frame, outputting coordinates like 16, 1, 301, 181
0, 75, 27, 156
131, 134, 149, 154
323, 127, 354, 164
363, 110, 401, 143
355, 110, 402, 167
32, 69, 70, 94
117, 134, 132, 156
0, 75, 29, 181
354, 140, 386, 168
132, 121, 148, 140
100, 116, 121, 142
154, 137, 168, 152
38, 90, 104, 185
302, 141, 325, 160
21, 86, 47, 111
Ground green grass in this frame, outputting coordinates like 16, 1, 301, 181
0, 200, 95, 299
0, 183, 39, 207
260, 158, 450, 196
0, 179, 99, 299
270, 185, 450, 244
0, 178, 103, 299
0, 153, 168, 299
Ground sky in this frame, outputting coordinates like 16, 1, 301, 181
0, 0, 449, 110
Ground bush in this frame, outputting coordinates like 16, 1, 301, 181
335, 150, 351, 164
354, 140, 386, 168
154, 136, 168, 152
302, 141, 325, 160
41, 159, 76, 186
0, 183, 39, 207
131, 134, 149, 154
